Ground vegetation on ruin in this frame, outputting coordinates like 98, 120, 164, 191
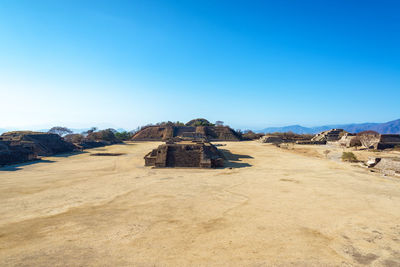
114, 131, 133, 141
48, 126, 73, 136
241, 130, 264, 140
64, 133, 84, 144
268, 131, 314, 140
185, 118, 215, 127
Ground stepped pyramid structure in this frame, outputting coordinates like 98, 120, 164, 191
132, 119, 241, 141
312, 129, 346, 142
144, 139, 224, 168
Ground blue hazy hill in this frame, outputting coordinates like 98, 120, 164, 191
258, 119, 400, 134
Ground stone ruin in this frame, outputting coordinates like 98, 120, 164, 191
0, 131, 75, 156
366, 157, 400, 177
259, 135, 283, 144
312, 129, 346, 142
339, 133, 400, 149
144, 140, 224, 168
0, 129, 125, 167
259, 134, 322, 145
0, 131, 75, 166
373, 134, 400, 150
338, 133, 362, 148
0, 140, 37, 166
132, 125, 240, 141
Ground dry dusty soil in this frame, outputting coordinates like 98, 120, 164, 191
0, 141, 399, 266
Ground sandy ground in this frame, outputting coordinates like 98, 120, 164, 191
0, 141, 399, 266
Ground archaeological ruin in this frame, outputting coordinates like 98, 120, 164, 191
144, 140, 224, 168
0, 140, 37, 166
373, 134, 400, 149
312, 129, 346, 142
367, 157, 400, 176
259, 135, 283, 144
338, 133, 362, 148
0, 131, 75, 166
132, 125, 240, 141
0, 131, 75, 156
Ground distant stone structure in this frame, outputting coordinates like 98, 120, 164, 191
373, 134, 400, 149
0, 140, 37, 166
337, 133, 400, 149
144, 140, 224, 168
0, 129, 125, 167
259, 135, 283, 144
259, 134, 318, 144
132, 125, 240, 141
367, 157, 400, 176
338, 133, 362, 148
312, 129, 346, 142
0, 131, 75, 156
0, 131, 75, 166
374, 158, 400, 175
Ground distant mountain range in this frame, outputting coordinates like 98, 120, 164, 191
258, 119, 400, 134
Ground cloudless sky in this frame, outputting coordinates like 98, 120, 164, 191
1, 0, 399, 130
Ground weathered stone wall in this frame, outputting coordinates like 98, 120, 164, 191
0, 131, 75, 156
132, 126, 240, 141
0, 140, 37, 166
166, 145, 201, 167
175, 126, 195, 137
132, 127, 172, 141
375, 134, 400, 149
338, 134, 361, 147
259, 136, 283, 144
312, 129, 346, 142
144, 142, 224, 168
373, 158, 400, 176
203, 126, 240, 141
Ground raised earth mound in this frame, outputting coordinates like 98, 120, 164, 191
0, 129, 125, 167
132, 126, 240, 141
0, 131, 75, 156
144, 140, 224, 168
64, 129, 122, 149
0, 131, 76, 166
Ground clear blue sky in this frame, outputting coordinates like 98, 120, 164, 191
1, 0, 399, 130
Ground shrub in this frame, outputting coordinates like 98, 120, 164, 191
341, 152, 358, 162
268, 132, 313, 141
64, 133, 84, 144
48, 126, 73, 136
114, 131, 133, 141
242, 130, 264, 140
185, 118, 214, 127
87, 129, 118, 142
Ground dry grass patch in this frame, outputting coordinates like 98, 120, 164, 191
341, 152, 358, 162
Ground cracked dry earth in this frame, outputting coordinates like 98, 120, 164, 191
0, 141, 399, 266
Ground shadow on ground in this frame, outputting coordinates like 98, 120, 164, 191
90, 152, 126, 156
0, 159, 56, 171
50, 151, 88, 158
219, 149, 253, 168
